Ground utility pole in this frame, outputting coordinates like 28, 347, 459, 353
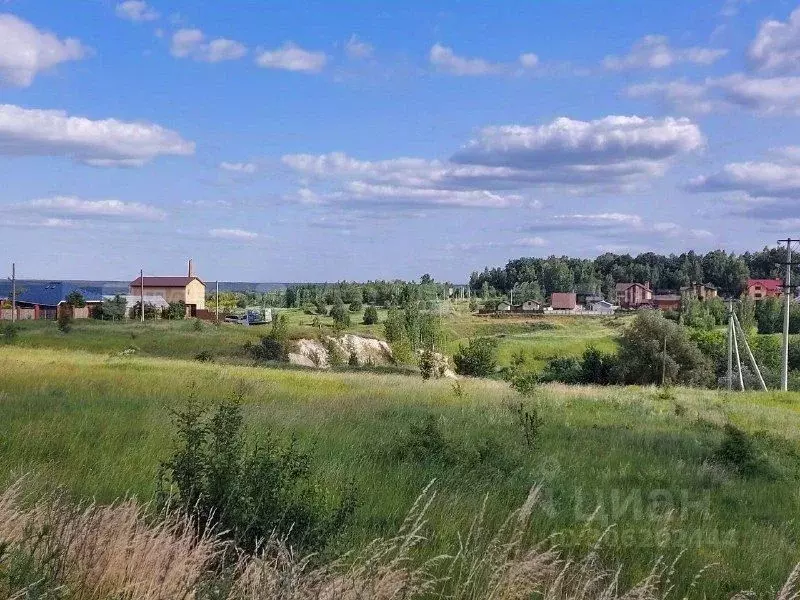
661, 337, 667, 387
216, 280, 219, 322
732, 319, 744, 391
10, 262, 16, 323
727, 301, 733, 391
140, 268, 145, 323
778, 238, 800, 391
733, 311, 768, 391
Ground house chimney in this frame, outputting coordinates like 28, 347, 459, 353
188, 258, 194, 278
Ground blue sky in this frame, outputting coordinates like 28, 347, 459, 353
2, 0, 800, 282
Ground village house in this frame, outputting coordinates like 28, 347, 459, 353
129, 260, 206, 317
517, 299, 542, 312
5, 282, 103, 320
746, 278, 782, 300
615, 282, 652, 308
495, 300, 512, 312
550, 292, 577, 311
652, 293, 682, 311
680, 282, 718, 300
589, 300, 615, 314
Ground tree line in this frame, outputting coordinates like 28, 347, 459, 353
469, 247, 795, 301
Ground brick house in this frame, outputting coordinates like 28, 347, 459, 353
652, 294, 681, 311
680, 282, 718, 300
129, 260, 206, 317
615, 282, 653, 308
746, 278, 782, 300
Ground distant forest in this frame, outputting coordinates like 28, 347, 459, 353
469, 247, 793, 301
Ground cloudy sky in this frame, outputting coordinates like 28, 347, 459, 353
2, 0, 800, 282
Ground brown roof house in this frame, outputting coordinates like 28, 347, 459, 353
550, 292, 577, 311
615, 282, 652, 308
130, 259, 206, 317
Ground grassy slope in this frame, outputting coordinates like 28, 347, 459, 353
1, 347, 800, 596
10, 303, 625, 373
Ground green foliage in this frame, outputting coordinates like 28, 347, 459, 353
715, 424, 759, 476
392, 414, 449, 463
617, 311, 712, 387
329, 297, 351, 331
363, 304, 379, 325
65, 290, 86, 308
95, 294, 127, 320
194, 350, 213, 362
192, 318, 203, 331
383, 306, 404, 343
158, 394, 357, 554
349, 297, 363, 313
313, 297, 328, 316
578, 345, 618, 385
419, 348, 444, 380
756, 297, 784, 334
468, 297, 478, 312
539, 356, 582, 384
0, 323, 19, 344
508, 402, 543, 450
453, 337, 498, 377
57, 311, 72, 333
737, 294, 756, 331
164, 301, 187, 320
688, 328, 727, 378
130, 302, 158, 320
250, 314, 289, 361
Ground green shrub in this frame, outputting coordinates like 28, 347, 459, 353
349, 297, 363, 313
393, 414, 449, 463
157, 394, 357, 554
578, 346, 618, 385
164, 301, 186, 320
539, 356, 581, 384
1, 323, 19, 343
65, 290, 86, 308
330, 298, 350, 331
453, 337, 498, 377
419, 348, 436, 380
715, 424, 759, 476
194, 350, 213, 362
96, 294, 127, 320
57, 311, 72, 333
617, 310, 712, 387
251, 314, 289, 362
363, 305, 379, 325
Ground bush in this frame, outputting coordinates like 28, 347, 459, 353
65, 290, 86, 308
251, 314, 289, 361
393, 414, 449, 463
363, 305, 379, 325
158, 394, 357, 554
1, 323, 19, 343
329, 298, 351, 331
715, 424, 759, 475
453, 337, 498, 377
194, 350, 213, 362
578, 346, 618, 385
164, 301, 186, 320
95, 295, 127, 320
57, 311, 72, 333
539, 356, 581, 384
617, 310, 712, 387
419, 348, 436, 380
349, 297, 363, 313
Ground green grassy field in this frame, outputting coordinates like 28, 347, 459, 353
8, 303, 626, 373
1, 345, 800, 596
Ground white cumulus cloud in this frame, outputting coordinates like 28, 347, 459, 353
115, 1, 160, 22
171, 28, 247, 63
210, 228, 258, 240
603, 35, 727, 70
22, 196, 166, 221
749, 7, 800, 72
282, 115, 703, 209
219, 161, 257, 174
429, 43, 503, 76
255, 43, 327, 73
0, 103, 195, 166
0, 13, 88, 87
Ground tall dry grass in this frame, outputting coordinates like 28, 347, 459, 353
0, 480, 795, 600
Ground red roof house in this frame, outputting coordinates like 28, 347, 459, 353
550, 292, 577, 310
746, 278, 782, 300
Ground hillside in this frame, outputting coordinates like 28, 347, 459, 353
1, 345, 800, 597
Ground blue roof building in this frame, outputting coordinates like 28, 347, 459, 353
16, 282, 103, 308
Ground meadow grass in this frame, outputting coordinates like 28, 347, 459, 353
9, 305, 626, 374
2, 347, 800, 596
